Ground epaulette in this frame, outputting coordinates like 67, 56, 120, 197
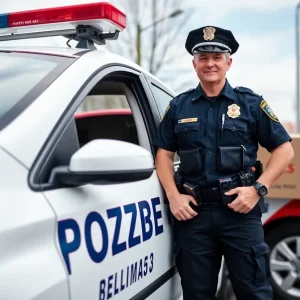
174, 88, 195, 99
234, 86, 262, 97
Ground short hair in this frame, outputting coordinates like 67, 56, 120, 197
193, 52, 231, 60
225, 52, 231, 60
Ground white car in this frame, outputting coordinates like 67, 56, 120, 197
0, 2, 228, 300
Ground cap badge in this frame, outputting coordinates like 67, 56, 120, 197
203, 26, 216, 41
227, 104, 240, 118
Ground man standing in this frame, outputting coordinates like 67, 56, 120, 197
153, 26, 294, 300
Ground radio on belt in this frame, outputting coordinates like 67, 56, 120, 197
0, 2, 126, 49
219, 177, 234, 205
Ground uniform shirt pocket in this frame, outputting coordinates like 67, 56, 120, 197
175, 120, 201, 148
219, 120, 248, 146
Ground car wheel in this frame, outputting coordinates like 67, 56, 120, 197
265, 221, 300, 300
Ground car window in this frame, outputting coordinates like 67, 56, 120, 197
149, 83, 180, 163
149, 83, 174, 115
0, 52, 73, 130
75, 94, 139, 148
77, 94, 129, 111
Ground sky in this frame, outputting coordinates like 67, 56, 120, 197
0, 0, 299, 127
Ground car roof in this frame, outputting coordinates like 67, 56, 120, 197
0, 45, 175, 93
0, 46, 90, 57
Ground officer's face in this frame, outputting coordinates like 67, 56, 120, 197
192, 53, 232, 84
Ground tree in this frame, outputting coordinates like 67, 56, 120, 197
106, 0, 193, 89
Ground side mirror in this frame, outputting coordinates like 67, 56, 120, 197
49, 139, 154, 187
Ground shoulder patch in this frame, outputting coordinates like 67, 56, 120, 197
235, 86, 261, 97
260, 100, 279, 122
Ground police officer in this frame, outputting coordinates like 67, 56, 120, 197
153, 26, 294, 300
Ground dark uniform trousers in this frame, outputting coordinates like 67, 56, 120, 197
174, 202, 273, 300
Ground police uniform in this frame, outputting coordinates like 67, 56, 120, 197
153, 26, 292, 300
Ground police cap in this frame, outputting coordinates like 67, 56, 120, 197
185, 26, 239, 55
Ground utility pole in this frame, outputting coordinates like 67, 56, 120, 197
136, 23, 142, 66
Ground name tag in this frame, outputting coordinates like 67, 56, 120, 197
178, 118, 198, 124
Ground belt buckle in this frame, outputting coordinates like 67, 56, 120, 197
200, 188, 214, 203
209, 187, 221, 203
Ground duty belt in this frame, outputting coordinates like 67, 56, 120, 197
182, 170, 255, 205
198, 182, 240, 203
174, 161, 265, 212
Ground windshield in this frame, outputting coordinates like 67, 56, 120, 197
0, 52, 74, 130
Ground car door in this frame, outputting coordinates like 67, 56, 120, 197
35, 66, 182, 300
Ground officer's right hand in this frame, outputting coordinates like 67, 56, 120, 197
169, 194, 198, 221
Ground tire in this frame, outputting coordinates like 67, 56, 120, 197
265, 220, 300, 300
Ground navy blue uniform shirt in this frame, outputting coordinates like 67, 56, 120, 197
153, 80, 292, 187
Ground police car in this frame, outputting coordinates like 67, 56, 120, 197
0, 2, 228, 299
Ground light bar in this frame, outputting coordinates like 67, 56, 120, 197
0, 2, 126, 30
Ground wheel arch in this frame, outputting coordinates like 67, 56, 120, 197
263, 199, 300, 232
264, 216, 300, 236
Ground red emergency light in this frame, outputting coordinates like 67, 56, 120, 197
0, 2, 126, 30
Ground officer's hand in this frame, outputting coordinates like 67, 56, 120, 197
169, 194, 198, 221
225, 186, 260, 214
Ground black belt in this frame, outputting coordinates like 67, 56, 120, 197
181, 171, 256, 205
199, 187, 220, 202
199, 181, 240, 203
196, 186, 266, 214
199, 187, 223, 203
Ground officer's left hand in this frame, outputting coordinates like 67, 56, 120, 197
225, 186, 259, 214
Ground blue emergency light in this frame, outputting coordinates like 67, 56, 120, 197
0, 14, 8, 28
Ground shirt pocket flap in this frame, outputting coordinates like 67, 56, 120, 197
222, 121, 247, 132
175, 121, 200, 133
